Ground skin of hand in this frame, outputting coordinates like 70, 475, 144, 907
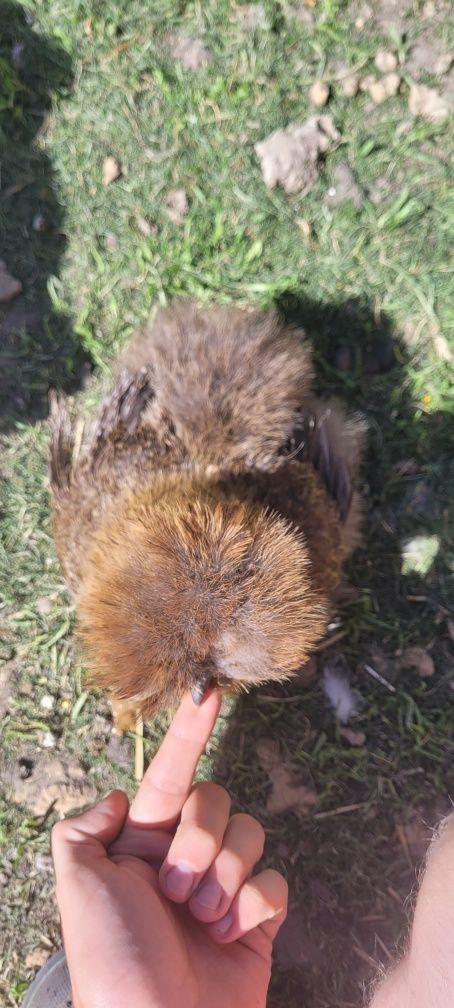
52, 689, 288, 1008
370, 813, 454, 1008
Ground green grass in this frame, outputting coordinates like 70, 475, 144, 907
1, 0, 454, 1004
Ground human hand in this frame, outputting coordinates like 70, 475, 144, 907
370, 813, 454, 1007
52, 690, 287, 1008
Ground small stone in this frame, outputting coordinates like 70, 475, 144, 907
25, 948, 50, 970
339, 726, 367, 746
0, 260, 22, 303
382, 72, 401, 97
165, 188, 189, 224
39, 730, 56, 749
341, 74, 359, 97
359, 74, 376, 93
369, 80, 388, 104
105, 232, 118, 251
40, 694, 55, 712
450, 679, 454, 692
137, 215, 156, 237
0, 871, 8, 887
434, 53, 452, 76
32, 212, 48, 233
399, 646, 435, 679
36, 596, 52, 616
102, 156, 121, 186
35, 852, 53, 873
18, 679, 33, 697
374, 50, 398, 73
422, 0, 436, 14
309, 80, 330, 106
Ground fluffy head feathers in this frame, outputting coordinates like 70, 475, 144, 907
77, 480, 327, 717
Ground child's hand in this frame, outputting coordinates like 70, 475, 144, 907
52, 689, 287, 1008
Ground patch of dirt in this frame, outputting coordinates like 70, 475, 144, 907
0, 658, 16, 718
405, 39, 450, 79
165, 188, 189, 224
274, 907, 325, 969
256, 738, 317, 815
408, 81, 452, 121
255, 116, 340, 195
232, 3, 270, 29
169, 35, 211, 72
8, 752, 97, 816
325, 162, 363, 209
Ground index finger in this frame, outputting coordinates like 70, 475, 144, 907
128, 689, 222, 828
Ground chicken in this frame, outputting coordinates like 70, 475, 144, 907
50, 301, 364, 728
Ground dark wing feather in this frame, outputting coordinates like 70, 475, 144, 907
88, 365, 155, 462
289, 401, 365, 523
49, 391, 74, 489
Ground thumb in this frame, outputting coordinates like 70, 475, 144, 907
52, 790, 129, 874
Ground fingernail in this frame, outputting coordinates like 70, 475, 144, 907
214, 911, 233, 935
193, 880, 223, 911
164, 864, 194, 899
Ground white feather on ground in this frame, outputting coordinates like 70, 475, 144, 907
322, 666, 359, 723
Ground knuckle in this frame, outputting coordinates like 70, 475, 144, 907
191, 781, 229, 807
230, 813, 265, 850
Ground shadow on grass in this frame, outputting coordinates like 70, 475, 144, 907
213, 293, 454, 1007
0, 2, 90, 430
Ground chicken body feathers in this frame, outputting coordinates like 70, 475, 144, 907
50, 301, 364, 715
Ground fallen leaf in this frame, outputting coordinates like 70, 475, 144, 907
255, 116, 340, 195
256, 738, 317, 815
26, 948, 50, 970
339, 726, 367, 746
408, 82, 451, 122
102, 155, 121, 186
326, 162, 363, 209
0, 260, 22, 303
399, 646, 435, 678
447, 619, 454, 642
165, 188, 189, 224
170, 35, 211, 71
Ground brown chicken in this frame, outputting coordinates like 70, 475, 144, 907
50, 301, 364, 729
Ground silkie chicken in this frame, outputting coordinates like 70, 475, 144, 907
50, 301, 364, 730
